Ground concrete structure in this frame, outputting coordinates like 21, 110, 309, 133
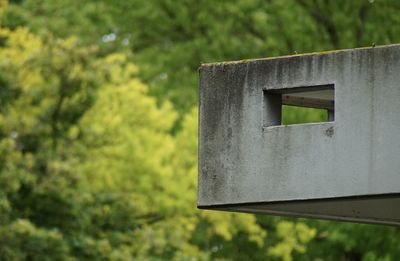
198, 45, 400, 225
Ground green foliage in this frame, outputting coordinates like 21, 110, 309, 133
0, 0, 7, 19
3, 0, 114, 46
0, 219, 70, 261
1, 0, 400, 260
0, 27, 100, 259
301, 220, 400, 261
282, 106, 327, 125
268, 221, 316, 261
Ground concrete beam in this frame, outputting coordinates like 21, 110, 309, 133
198, 45, 400, 225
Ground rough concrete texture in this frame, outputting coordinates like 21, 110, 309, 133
198, 45, 400, 225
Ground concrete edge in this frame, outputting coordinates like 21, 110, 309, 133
198, 43, 400, 70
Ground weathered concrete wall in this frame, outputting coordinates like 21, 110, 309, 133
198, 45, 400, 214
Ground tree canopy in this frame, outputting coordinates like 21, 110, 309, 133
1, 0, 400, 260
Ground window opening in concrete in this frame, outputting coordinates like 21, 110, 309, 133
263, 84, 334, 127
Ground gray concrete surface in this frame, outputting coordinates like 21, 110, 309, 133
198, 45, 400, 225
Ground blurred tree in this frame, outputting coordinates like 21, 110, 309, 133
1, 0, 400, 260
0, 26, 101, 259
0, 0, 7, 19
3, 0, 114, 46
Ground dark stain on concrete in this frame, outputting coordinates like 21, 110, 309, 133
325, 126, 334, 137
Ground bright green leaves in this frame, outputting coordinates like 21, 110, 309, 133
0, 27, 100, 155
268, 221, 316, 261
78, 60, 177, 196
0, 219, 70, 261
0, 27, 103, 259
0, 0, 6, 19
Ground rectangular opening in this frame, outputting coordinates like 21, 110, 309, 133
263, 84, 334, 127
